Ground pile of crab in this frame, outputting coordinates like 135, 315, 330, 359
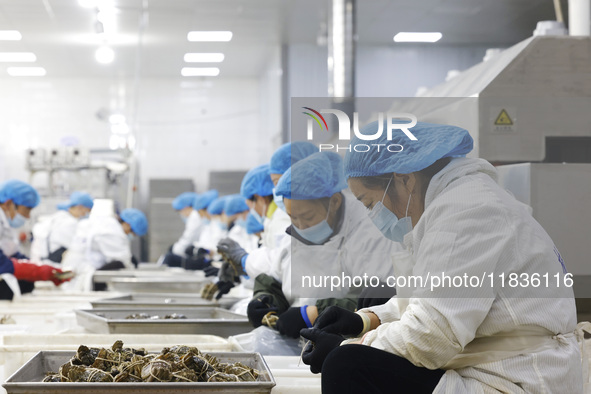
43, 340, 260, 383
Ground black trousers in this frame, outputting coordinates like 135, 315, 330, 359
321, 344, 445, 394
0, 279, 35, 300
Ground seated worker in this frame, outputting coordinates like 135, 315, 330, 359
300, 121, 583, 393
245, 212, 265, 240
224, 194, 259, 253
196, 195, 231, 252
160, 192, 200, 267
221, 152, 400, 338
30, 191, 94, 263
0, 180, 70, 299
62, 207, 148, 291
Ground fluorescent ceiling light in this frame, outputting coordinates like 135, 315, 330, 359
95, 46, 115, 64
393, 32, 442, 43
181, 67, 220, 77
7, 67, 46, 77
0, 30, 22, 41
187, 31, 232, 42
0, 52, 36, 62
184, 53, 225, 63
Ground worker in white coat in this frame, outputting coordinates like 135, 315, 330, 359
30, 191, 94, 263
0, 180, 69, 299
300, 121, 583, 393
241, 152, 399, 338
160, 192, 201, 267
224, 194, 258, 253
62, 208, 148, 290
196, 195, 231, 251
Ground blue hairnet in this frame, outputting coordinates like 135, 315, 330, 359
246, 212, 264, 235
172, 192, 198, 211
120, 208, 148, 236
240, 164, 274, 200
224, 194, 249, 216
59, 191, 94, 210
269, 142, 318, 175
344, 121, 473, 178
207, 196, 230, 215
193, 190, 219, 210
275, 152, 347, 200
0, 180, 40, 208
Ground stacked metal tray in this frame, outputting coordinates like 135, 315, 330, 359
75, 308, 251, 336
91, 293, 240, 309
3, 350, 275, 393
107, 277, 207, 293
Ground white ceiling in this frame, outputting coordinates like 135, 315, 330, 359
0, 0, 558, 79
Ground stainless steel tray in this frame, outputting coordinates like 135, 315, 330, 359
3, 350, 275, 393
91, 293, 240, 309
75, 308, 251, 336
107, 277, 207, 293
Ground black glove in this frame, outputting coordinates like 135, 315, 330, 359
314, 306, 363, 337
219, 261, 244, 282
300, 328, 344, 374
215, 280, 235, 300
183, 255, 211, 271
357, 283, 396, 310
203, 265, 220, 277
217, 238, 247, 273
276, 306, 310, 338
247, 295, 279, 328
161, 252, 182, 267
184, 245, 197, 257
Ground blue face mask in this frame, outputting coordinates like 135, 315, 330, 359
273, 188, 286, 212
250, 207, 265, 225
293, 201, 333, 245
235, 217, 247, 229
368, 176, 413, 243
202, 217, 211, 225
216, 220, 228, 231
180, 214, 188, 224
127, 233, 135, 241
8, 212, 27, 228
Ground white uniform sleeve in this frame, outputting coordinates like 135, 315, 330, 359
92, 233, 133, 268
49, 213, 78, 252
172, 211, 203, 256
361, 202, 508, 369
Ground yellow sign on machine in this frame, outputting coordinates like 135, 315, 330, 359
494, 109, 513, 126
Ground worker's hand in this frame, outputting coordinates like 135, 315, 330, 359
184, 245, 197, 257
276, 306, 311, 338
203, 265, 220, 277
216, 238, 247, 273
219, 261, 244, 282
300, 328, 344, 374
215, 280, 235, 300
247, 295, 279, 328
161, 252, 183, 267
182, 255, 211, 271
11, 259, 71, 286
357, 283, 397, 310
314, 306, 363, 337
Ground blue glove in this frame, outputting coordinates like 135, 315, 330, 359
300, 328, 344, 374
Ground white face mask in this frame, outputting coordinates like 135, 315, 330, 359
367, 176, 413, 243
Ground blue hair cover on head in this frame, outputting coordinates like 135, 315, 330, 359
245, 212, 265, 234
120, 208, 148, 236
172, 192, 198, 211
60, 191, 94, 210
193, 190, 219, 210
344, 121, 473, 178
207, 196, 230, 215
0, 180, 41, 208
224, 194, 249, 216
269, 141, 318, 175
240, 164, 274, 200
275, 152, 347, 200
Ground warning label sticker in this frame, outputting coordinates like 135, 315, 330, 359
491, 108, 516, 132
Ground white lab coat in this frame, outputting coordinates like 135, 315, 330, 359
243, 202, 291, 279
195, 220, 228, 252
171, 210, 204, 256
30, 210, 78, 261
227, 224, 259, 253
62, 216, 133, 290
359, 158, 583, 393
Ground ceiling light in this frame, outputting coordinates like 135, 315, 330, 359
0, 52, 37, 62
184, 53, 225, 63
187, 31, 232, 42
0, 30, 22, 41
109, 114, 126, 124
95, 46, 115, 64
181, 67, 220, 77
7, 67, 46, 77
393, 32, 442, 43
